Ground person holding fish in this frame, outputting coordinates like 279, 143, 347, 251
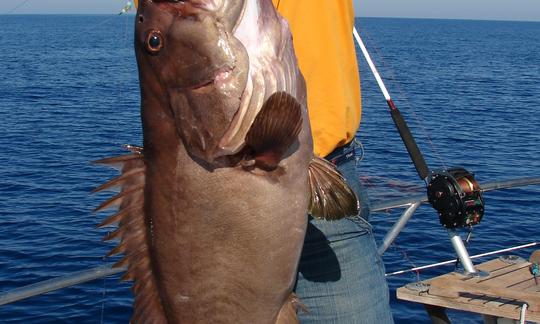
114, 0, 393, 322
273, 1, 395, 323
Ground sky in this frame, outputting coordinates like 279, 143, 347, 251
0, 0, 539, 22
354, 0, 540, 22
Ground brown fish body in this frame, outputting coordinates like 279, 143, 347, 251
138, 0, 309, 322
96, 0, 358, 323
143, 132, 311, 323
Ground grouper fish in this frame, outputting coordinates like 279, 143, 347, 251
95, 0, 359, 322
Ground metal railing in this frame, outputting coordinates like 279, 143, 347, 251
1, 176, 539, 306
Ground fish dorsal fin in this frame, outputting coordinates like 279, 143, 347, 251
308, 157, 360, 220
245, 91, 302, 171
94, 150, 168, 324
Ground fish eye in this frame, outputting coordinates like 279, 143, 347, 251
146, 30, 164, 54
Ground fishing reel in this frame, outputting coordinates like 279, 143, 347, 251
427, 167, 485, 229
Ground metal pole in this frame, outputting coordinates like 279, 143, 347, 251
425, 305, 452, 324
447, 229, 477, 274
378, 202, 422, 256
386, 242, 538, 276
0, 264, 125, 306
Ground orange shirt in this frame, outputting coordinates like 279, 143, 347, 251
272, 0, 362, 157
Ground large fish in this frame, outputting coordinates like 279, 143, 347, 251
95, 0, 359, 323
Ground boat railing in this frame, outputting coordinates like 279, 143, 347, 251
1, 176, 539, 307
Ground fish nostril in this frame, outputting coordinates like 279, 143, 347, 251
139, 15, 145, 23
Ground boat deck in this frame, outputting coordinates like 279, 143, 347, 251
397, 252, 540, 322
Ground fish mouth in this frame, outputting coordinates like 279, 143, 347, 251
168, 63, 244, 164
175, 66, 234, 92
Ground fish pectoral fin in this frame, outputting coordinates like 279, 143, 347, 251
245, 91, 302, 171
308, 157, 360, 220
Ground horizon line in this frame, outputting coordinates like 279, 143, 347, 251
1, 13, 539, 23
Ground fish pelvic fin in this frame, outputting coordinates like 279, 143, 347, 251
245, 91, 302, 171
308, 157, 360, 220
274, 293, 306, 324
94, 148, 168, 324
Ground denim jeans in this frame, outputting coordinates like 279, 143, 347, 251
295, 142, 394, 323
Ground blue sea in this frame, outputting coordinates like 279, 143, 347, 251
0, 15, 539, 323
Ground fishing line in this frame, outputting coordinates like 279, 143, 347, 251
100, 274, 107, 324
355, 26, 449, 172
21, 1, 135, 316
95, 13, 137, 316
392, 243, 422, 282
4, 2, 132, 320
3, 0, 33, 14
24, 10, 136, 141
123, 11, 130, 48
355, 138, 365, 163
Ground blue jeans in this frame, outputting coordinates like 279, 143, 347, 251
296, 142, 394, 323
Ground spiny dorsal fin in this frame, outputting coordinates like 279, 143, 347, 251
93, 145, 143, 170
308, 157, 359, 220
245, 91, 302, 171
92, 168, 145, 193
95, 151, 168, 323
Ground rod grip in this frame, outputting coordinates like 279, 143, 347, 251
389, 108, 430, 180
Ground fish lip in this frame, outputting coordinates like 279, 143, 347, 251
175, 65, 234, 91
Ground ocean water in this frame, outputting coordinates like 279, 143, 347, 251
0, 15, 538, 323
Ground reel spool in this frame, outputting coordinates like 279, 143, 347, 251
427, 167, 484, 229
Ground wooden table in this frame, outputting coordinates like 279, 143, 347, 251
397, 253, 540, 323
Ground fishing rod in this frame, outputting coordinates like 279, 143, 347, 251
353, 27, 485, 273
353, 28, 429, 181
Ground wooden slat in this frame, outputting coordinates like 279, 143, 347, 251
397, 287, 529, 321
429, 276, 540, 311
